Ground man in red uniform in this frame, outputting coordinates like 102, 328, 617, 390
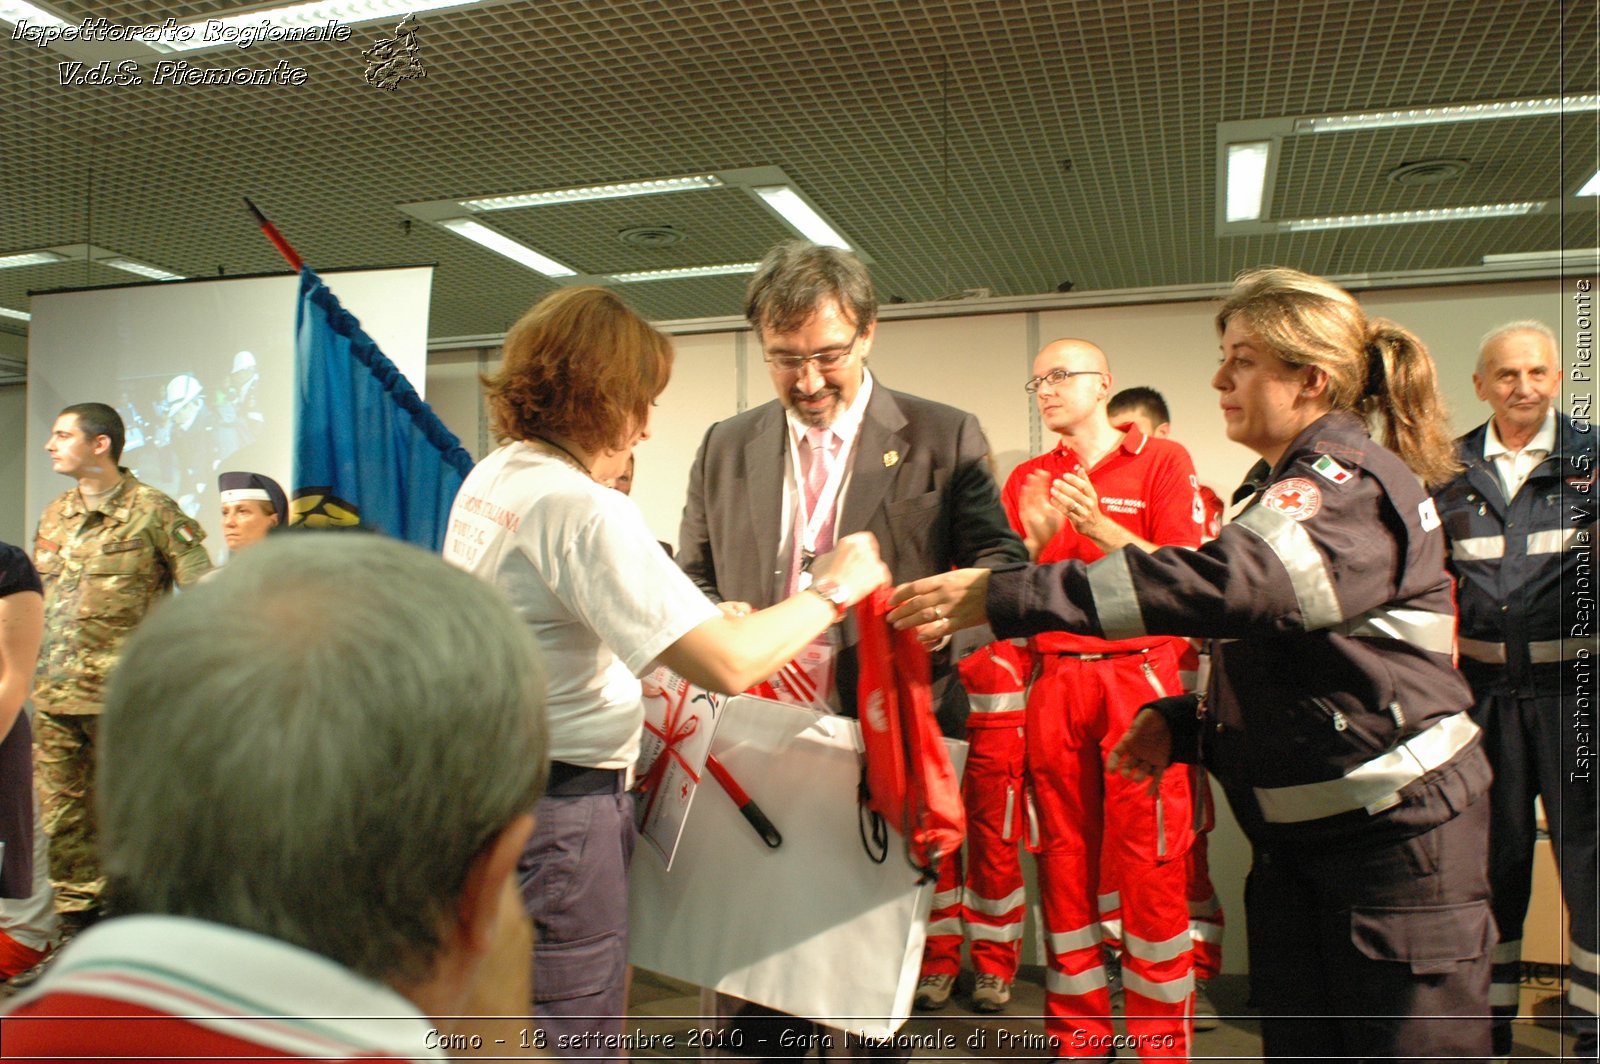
1106, 387, 1225, 1031
1005, 340, 1201, 1060
913, 635, 1032, 1013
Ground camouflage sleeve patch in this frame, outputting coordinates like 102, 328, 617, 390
165, 517, 214, 587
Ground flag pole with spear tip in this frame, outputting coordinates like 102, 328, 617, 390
243, 196, 304, 272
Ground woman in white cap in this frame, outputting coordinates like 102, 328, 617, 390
217, 471, 287, 555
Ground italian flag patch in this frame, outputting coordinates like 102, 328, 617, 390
1312, 454, 1353, 485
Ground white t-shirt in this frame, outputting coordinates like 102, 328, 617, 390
444, 441, 719, 769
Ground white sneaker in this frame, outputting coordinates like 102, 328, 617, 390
972, 972, 1011, 1013
913, 972, 956, 1010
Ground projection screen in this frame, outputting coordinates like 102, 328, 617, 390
26, 265, 433, 562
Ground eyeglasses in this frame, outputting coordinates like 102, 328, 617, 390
764, 329, 862, 373
1024, 368, 1105, 393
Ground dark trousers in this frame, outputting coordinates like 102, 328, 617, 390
521, 778, 635, 1063
1245, 793, 1493, 1063
1471, 686, 1598, 1057
0, 713, 34, 900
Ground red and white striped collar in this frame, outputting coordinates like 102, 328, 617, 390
10, 915, 443, 1059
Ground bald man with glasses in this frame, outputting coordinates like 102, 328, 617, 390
1001, 338, 1204, 1061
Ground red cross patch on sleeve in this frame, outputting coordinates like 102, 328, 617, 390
1260, 477, 1322, 521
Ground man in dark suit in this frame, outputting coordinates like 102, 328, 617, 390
679, 240, 1024, 734
677, 240, 1025, 1061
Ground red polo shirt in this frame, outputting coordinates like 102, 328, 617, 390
1001, 423, 1202, 655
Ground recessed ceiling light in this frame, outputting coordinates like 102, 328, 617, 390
1278, 202, 1544, 232
607, 262, 762, 284
1482, 248, 1600, 266
465, 176, 724, 211
0, 1, 66, 28
157, 0, 484, 52
752, 186, 852, 250
1225, 142, 1271, 222
1292, 95, 1600, 134
100, 257, 184, 280
401, 166, 868, 271
437, 219, 577, 277
0, 250, 66, 269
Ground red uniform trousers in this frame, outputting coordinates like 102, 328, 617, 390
1174, 640, 1224, 981
920, 723, 1028, 979
921, 642, 1030, 981
1098, 778, 1222, 979
1184, 779, 1224, 981
1028, 646, 1194, 1061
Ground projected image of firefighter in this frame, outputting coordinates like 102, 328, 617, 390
215, 350, 263, 453
155, 373, 222, 514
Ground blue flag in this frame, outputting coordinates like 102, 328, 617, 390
293, 267, 473, 550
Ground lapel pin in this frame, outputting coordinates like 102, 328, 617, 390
883, 450, 900, 468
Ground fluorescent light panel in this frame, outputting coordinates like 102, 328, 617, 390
100, 257, 184, 280
1294, 94, 1600, 134
0, 250, 66, 269
1279, 202, 1544, 232
466, 176, 724, 211
1579, 170, 1600, 198
1482, 248, 1600, 266
437, 219, 577, 277
0, 306, 31, 321
413, 168, 863, 277
753, 186, 852, 250
1225, 142, 1271, 222
159, 0, 482, 52
607, 262, 761, 284
0, 0, 64, 26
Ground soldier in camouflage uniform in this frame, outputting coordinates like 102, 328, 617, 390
33, 403, 212, 929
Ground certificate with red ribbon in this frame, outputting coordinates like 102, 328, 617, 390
635, 667, 724, 869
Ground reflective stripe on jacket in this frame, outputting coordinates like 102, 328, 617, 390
1433, 413, 1597, 691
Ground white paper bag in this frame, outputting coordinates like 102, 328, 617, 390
629, 694, 967, 1040
635, 668, 726, 869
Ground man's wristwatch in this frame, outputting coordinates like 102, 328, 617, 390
806, 577, 851, 622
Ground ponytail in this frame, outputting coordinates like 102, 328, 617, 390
1358, 320, 1461, 487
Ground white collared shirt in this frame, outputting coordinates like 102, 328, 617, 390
1484, 407, 1556, 501
775, 371, 875, 596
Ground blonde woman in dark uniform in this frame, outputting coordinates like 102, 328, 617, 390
892, 268, 1491, 1062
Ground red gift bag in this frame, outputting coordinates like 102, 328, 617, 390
854, 587, 965, 880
